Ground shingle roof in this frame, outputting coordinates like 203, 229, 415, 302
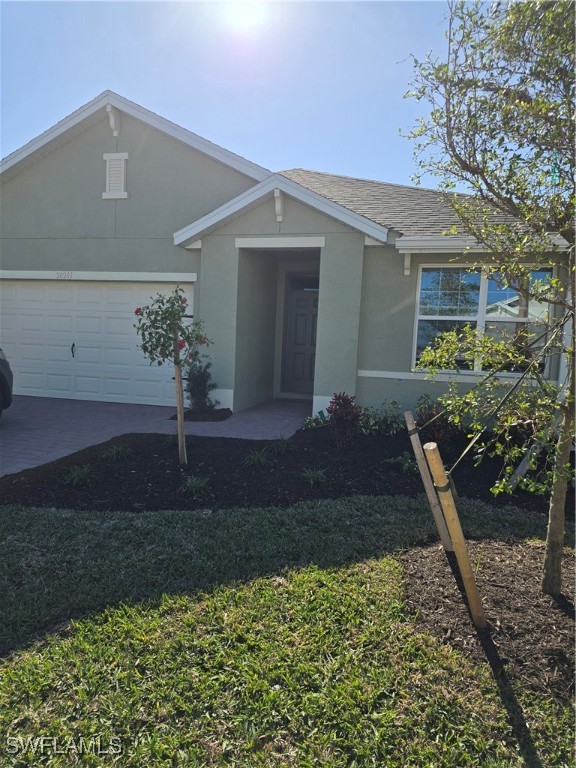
280, 168, 466, 238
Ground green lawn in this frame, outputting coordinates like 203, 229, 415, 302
0, 496, 573, 767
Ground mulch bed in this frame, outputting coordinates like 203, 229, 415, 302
0, 425, 556, 514
1, 424, 573, 703
401, 540, 574, 702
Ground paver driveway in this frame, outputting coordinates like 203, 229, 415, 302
0, 396, 310, 478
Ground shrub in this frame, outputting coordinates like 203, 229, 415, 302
302, 413, 329, 430
382, 451, 419, 476
415, 394, 458, 445
184, 359, 219, 414
358, 400, 404, 436
327, 393, 362, 448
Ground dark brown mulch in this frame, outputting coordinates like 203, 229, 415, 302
400, 540, 575, 702
1, 424, 573, 704
0, 426, 556, 514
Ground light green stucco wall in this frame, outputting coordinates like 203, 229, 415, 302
196, 196, 365, 411
1, 114, 255, 275
234, 251, 277, 411
314, 232, 365, 397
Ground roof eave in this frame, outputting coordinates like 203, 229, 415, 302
173, 174, 389, 247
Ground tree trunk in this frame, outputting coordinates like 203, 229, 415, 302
174, 362, 188, 466
541, 392, 574, 595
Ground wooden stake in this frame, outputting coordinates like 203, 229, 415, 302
404, 411, 453, 552
173, 332, 188, 467
423, 442, 487, 630
174, 362, 188, 466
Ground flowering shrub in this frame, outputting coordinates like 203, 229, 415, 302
327, 392, 363, 449
134, 288, 209, 367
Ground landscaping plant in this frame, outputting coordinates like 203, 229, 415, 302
184, 358, 219, 414
134, 287, 210, 466
326, 392, 362, 449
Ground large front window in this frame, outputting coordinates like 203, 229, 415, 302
415, 266, 552, 371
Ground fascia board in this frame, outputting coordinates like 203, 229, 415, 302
1, 91, 270, 183
396, 232, 569, 254
173, 174, 389, 247
395, 236, 483, 254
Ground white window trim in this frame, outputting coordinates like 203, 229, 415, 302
412, 263, 554, 373
103, 152, 128, 199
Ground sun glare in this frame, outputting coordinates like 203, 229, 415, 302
222, 1, 270, 33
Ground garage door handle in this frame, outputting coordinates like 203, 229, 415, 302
71, 342, 76, 358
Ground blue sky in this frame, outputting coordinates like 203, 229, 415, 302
1, 1, 450, 186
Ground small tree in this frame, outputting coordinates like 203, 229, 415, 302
407, 0, 574, 594
134, 287, 210, 465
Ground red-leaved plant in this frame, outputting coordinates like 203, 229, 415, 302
326, 392, 363, 449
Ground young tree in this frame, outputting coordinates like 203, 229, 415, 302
407, 0, 574, 595
134, 287, 210, 466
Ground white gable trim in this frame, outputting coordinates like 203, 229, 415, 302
1, 91, 270, 184
173, 174, 389, 247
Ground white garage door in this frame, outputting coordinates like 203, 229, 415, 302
0, 280, 195, 406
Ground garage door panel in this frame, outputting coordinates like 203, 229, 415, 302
19, 285, 44, 302
19, 371, 45, 391
76, 376, 102, 395
0, 280, 194, 406
46, 373, 72, 393
48, 286, 76, 304
73, 346, 101, 364
21, 315, 44, 332
76, 316, 104, 334
21, 343, 48, 361
48, 316, 74, 333
45, 344, 71, 363
104, 347, 132, 366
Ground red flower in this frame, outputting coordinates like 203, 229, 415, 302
199, 335, 208, 345
178, 339, 186, 350
180, 297, 187, 305
135, 307, 142, 316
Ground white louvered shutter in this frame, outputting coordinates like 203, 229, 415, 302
103, 153, 128, 199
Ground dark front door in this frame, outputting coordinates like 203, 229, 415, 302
282, 275, 319, 395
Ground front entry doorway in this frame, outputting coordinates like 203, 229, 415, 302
282, 274, 319, 395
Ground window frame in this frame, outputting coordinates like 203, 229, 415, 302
412, 263, 554, 375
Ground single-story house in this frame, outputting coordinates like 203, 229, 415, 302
0, 92, 564, 414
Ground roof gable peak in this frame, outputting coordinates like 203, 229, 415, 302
1, 91, 270, 184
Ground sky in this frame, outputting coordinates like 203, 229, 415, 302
1, 1, 450, 187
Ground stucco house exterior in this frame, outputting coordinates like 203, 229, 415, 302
0, 92, 562, 415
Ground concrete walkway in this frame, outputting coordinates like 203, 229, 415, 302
0, 396, 311, 478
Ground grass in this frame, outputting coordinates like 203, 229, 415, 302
0, 496, 573, 767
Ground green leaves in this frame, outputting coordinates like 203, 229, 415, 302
134, 287, 210, 367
